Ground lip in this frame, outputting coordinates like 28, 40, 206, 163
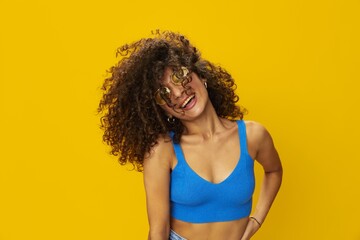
181, 94, 195, 108
181, 94, 196, 110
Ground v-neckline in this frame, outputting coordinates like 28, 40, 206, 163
177, 122, 243, 185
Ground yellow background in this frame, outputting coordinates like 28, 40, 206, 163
1, 0, 359, 239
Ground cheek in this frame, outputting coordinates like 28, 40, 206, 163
188, 77, 205, 89
160, 105, 174, 116
161, 103, 186, 117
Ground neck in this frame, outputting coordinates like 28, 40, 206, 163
180, 102, 229, 140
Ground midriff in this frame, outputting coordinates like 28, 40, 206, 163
170, 216, 249, 240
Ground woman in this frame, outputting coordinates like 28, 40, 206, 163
98, 31, 283, 240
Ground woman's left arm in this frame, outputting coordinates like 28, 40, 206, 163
241, 121, 283, 240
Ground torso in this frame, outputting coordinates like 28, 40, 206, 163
172, 119, 241, 184
169, 119, 257, 239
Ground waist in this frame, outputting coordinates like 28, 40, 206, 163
171, 217, 249, 240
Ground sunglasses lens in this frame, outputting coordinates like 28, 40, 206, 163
171, 67, 189, 85
155, 87, 171, 105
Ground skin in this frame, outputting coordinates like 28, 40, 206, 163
143, 68, 283, 240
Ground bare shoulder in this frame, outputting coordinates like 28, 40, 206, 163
244, 120, 277, 160
143, 135, 173, 200
244, 120, 282, 171
244, 120, 271, 143
143, 135, 174, 172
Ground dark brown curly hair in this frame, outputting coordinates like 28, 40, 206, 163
98, 30, 246, 171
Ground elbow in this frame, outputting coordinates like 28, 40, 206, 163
264, 167, 283, 186
264, 165, 283, 176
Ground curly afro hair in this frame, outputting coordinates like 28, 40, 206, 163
98, 30, 246, 171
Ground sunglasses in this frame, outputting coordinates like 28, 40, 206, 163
154, 67, 190, 105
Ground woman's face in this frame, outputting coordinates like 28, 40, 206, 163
156, 67, 209, 121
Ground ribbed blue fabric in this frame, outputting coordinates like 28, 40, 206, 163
170, 120, 255, 223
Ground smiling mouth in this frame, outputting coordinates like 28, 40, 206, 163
181, 94, 195, 108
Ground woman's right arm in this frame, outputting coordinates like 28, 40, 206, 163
143, 138, 173, 240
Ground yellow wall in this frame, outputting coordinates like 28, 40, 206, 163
1, 0, 359, 239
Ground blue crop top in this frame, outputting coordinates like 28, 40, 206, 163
169, 120, 255, 223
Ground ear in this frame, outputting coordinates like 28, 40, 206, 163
202, 80, 208, 89
201, 78, 208, 84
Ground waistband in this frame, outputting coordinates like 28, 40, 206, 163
169, 229, 187, 240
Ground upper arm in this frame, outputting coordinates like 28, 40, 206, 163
246, 121, 282, 173
143, 137, 173, 236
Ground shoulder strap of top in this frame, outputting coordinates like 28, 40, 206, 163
169, 132, 186, 165
237, 120, 249, 156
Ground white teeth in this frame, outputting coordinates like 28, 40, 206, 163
181, 95, 195, 108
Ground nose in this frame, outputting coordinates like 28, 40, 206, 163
171, 85, 185, 99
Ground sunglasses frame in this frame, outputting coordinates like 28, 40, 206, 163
154, 67, 190, 106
